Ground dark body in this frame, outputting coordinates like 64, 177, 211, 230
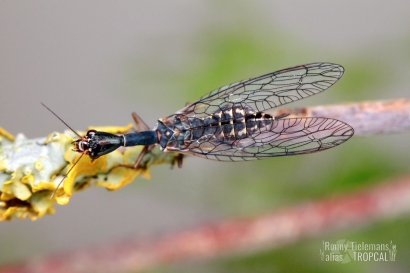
75, 63, 353, 162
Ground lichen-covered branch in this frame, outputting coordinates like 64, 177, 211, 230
0, 125, 180, 221
0, 98, 409, 221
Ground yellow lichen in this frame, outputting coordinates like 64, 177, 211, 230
34, 161, 44, 172
32, 181, 56, 193
21, 174, 34, 184
87, 123, 134, 133
30, 191, 55, 217
10, 180, 32, 201
65, 155, 106, 195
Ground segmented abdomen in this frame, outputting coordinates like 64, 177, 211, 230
162, 105, 275, 151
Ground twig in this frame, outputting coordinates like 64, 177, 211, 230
275, 98, 410, 136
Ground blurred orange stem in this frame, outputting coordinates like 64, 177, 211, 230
2, 174, 410, 273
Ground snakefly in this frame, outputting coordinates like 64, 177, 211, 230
44, 63, 354, 195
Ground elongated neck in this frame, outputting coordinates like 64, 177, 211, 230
123, 130, 157, 147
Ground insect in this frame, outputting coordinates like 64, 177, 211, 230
44, 62, 354, 196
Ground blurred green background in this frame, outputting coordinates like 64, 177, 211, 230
0, 1, 409, 272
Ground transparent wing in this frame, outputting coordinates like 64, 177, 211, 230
175, 63, 344, 119
170, 117, 353, 161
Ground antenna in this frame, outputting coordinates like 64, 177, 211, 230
50, 153, 84, 199
41, 103, 86, 198
41, 102, 82, 138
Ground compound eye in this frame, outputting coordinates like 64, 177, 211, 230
86, 130, 97, 138
79, 141, 89, 151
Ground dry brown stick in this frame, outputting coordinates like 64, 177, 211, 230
1, 98, 410, 272
274, 98, 410, 136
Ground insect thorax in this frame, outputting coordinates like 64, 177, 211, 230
158, 105, 275, 151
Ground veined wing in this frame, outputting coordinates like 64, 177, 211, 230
175, 63, 344, 119
169, 117, 353, 161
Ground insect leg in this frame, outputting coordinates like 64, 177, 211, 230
109, 145, 150, 171
171, 153, 184, 169
132, 112, 150, 132
131, 111, 158, 163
